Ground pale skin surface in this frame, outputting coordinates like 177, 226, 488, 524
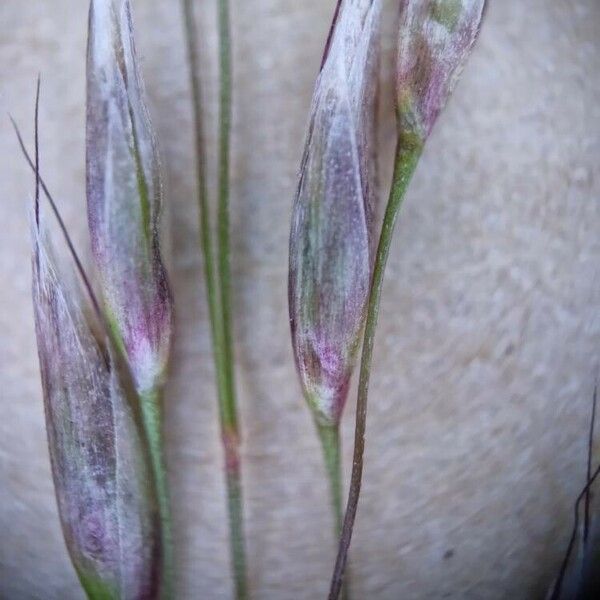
1, 1, 599, 598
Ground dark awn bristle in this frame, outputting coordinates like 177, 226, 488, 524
584, 385, 597, 544
321, 0, 343, 71
10, 103, 102, 322
34, 74, 40, 228
551, 388, 600, 600
550, 464, 600, 599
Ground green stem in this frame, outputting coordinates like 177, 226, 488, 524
317, 423, 349, 600
223, 428, 248, 600
328, 132, 423, 600
217, 0, 237, 429
216, 3, 248, 597
317, 424, 344, 539
181, 0, 229, 409
141, 389, 173, 599
182, 1, 247, 597
226, 470, 247, 599
77, 571, 118, 600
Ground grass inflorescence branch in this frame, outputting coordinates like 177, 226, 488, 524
182, 0, 248, 597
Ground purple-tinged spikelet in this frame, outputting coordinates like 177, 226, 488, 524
32, 225, 160, 599
86, 0, 172, 395
397, 0, 486, 140
289, 0, 381, 427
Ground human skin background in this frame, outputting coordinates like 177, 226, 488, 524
0, 1, 599, 598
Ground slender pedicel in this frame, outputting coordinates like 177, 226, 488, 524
329, 2, 486, 598
289, 1, 381, 593
181, 0, 227, 420
181, 0, 248, 596
216, 2, 248, 597
87, 1, 174, 595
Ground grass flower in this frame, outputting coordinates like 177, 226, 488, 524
397, 0, 488, 142
32, 223, 161, 600
289, 0, 381, 430
288, 4, 382, 589
18, 77, 163, 598
329, 2, 486, 598
86, 0, 173, 397
86, 0, 174, 595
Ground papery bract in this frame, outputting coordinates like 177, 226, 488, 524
87, 0, 172, 395
32, 226, 160, 599
397, 0, 486, 140
289, 0, 381, 426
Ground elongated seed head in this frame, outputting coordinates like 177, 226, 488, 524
289, 0, 381, 427
32, 225, 161, 599
87, 0, 173, 395
397, 0, 486, 140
